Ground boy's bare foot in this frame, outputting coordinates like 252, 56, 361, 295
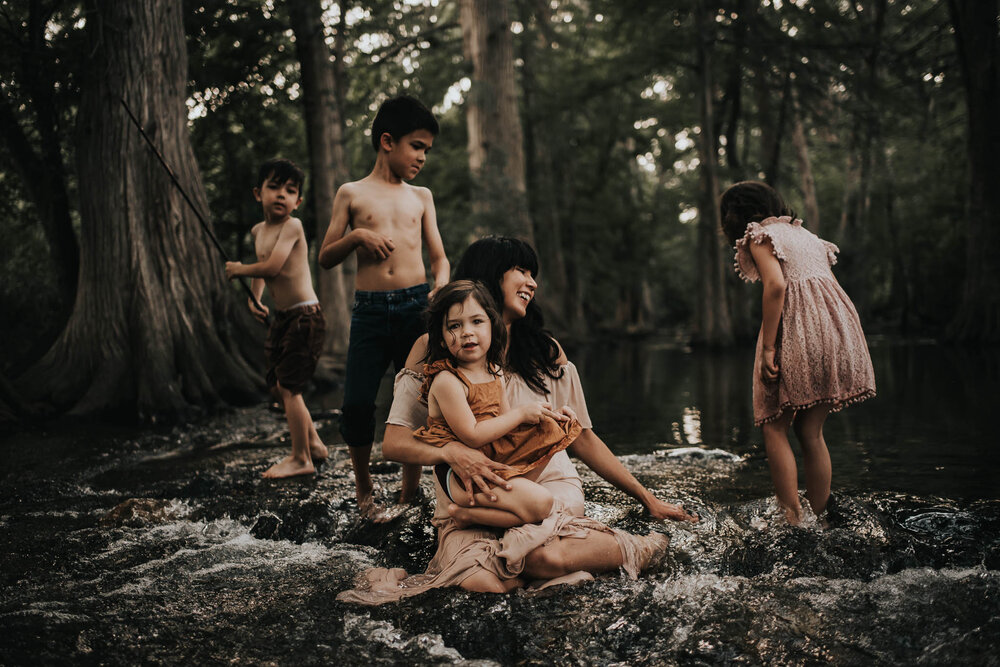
398, 488, 420, 504
310, 441, 329, 462
358, 493, 393, 523
262, 456, 315, 479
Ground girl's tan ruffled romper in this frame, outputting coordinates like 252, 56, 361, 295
414, 360, 582, 479
734, 216, 876, 425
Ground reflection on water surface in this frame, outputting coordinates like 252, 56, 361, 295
576, 340, 999, 500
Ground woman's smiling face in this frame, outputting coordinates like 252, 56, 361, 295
499, 266, 537, 322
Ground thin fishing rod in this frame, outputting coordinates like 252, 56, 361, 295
120, 98, 268, 322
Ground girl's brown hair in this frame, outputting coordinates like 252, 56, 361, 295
424, 280, 507, 375
719, 180, 796, 246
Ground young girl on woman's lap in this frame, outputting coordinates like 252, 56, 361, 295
721, 181, 875, 524
414, 280, 581, 529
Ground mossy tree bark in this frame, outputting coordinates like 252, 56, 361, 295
18, 0, 263, 420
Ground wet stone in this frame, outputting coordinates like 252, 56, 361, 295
2, 399, 1000, 665
99, 498, 186, 527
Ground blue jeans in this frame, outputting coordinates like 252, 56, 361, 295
340, 283, 429, 447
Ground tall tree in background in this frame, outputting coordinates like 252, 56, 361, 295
947, 0, 1000, 342
692, 0, 733, 346
289, 0, 353, 361
0, 0, 80, 340
19, 0, 261, 418
516, 0, 576, 332
459, 0, 533, 242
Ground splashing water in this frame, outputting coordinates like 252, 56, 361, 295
2, 342, 998, 664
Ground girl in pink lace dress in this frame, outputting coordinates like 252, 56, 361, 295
721, 181, 875, 523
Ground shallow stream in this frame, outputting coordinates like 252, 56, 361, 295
2, 340, 998, 665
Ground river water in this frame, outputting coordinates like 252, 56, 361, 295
2, 340, 998, 665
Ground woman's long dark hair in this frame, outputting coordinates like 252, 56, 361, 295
424, 280, 507, 375
453, 236, 563, 395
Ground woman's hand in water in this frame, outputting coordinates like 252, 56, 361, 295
645, 496, 699, 523
443, 442, 513, 503
761, 347, 780, 382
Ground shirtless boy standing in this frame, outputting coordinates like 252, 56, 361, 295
226, 158, 328, 479
319, 96, 449, 516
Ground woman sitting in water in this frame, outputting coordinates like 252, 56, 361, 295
338, 237, 696, 604
415, 279, 581, 529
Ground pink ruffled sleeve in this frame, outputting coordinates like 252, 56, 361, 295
733, 222, 785, 282
821, 239, 839, 267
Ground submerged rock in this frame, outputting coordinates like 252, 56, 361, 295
99, 498, 188, 527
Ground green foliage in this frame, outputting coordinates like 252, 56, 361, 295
0, 0, 982, 375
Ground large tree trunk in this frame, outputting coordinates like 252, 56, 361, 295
791, 89, 820, 232
692, 0, 734, 347
289, 0, 353, 364
18, 0, 262, 420
460, 0, 533, 243
947, 0, 1000, 342
755, 62, 790, 188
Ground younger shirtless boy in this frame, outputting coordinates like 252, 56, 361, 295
226, 158, 328, 479
319, 96, 449, 515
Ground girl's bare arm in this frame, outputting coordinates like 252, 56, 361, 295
750, 239, 786, 380
431, 373, 533, 448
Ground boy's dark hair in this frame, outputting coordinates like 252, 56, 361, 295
370, 95, 439, 153
719, 180, 797, 246
424, 280, 507, 376
257, 158, 305, 193
453, 237, 563, 395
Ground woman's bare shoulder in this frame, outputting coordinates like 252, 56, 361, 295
404, 333, 430, 371
550, 337, 569, 365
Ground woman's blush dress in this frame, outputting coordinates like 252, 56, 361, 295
336, 362, 658, 605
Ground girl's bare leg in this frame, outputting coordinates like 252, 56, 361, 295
448, 503, 524, 529
762, 411, 800, 523
460, 570, 525, 593
450, 476, 553, 528
793, 404, 833, 515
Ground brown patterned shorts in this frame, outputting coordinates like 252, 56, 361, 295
265, 303, 325, 394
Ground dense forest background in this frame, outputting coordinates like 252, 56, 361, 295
1, 0, 997, 420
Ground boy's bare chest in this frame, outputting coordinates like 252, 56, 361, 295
254, 223, 285, 259
351, 191, 424, 235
